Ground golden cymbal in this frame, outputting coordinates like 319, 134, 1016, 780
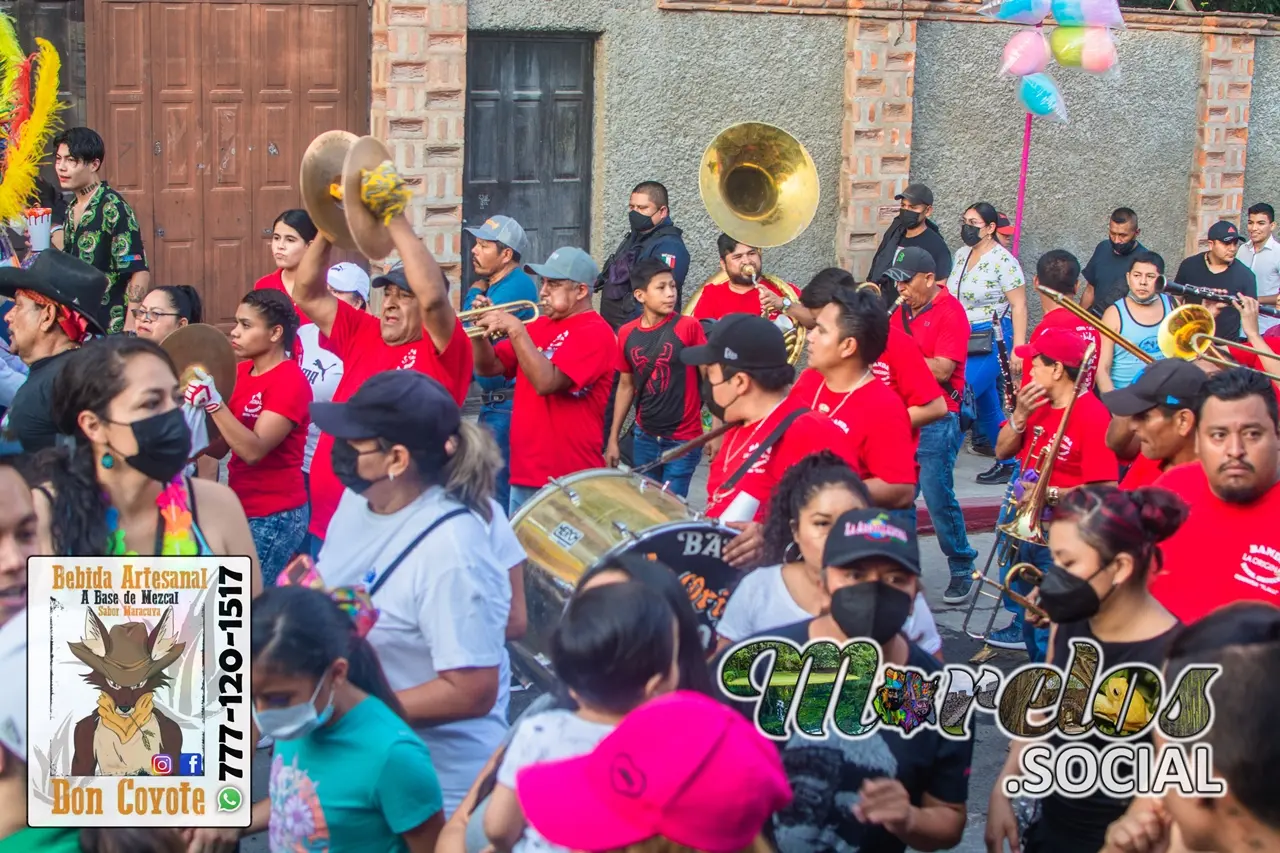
343, 135, 396, 261
300, 130, 359, 250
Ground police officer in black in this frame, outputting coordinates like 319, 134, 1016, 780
595, 181, 691, 331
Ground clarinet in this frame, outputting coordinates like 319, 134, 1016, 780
992, 310, 1015, 412
1159, 277, 1280, 318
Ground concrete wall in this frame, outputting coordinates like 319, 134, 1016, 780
912, 21, 1201, 314
1244, 35, 1280, 216
467, 0, 847, 287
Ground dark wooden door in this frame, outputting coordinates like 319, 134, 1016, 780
87, 0, 368, 327
462, 34, 593, 288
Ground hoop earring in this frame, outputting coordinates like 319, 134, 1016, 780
101, 452, 115, 469
783, 541, 801, 564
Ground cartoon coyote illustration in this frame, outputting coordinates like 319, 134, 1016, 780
68, 607, 185, 776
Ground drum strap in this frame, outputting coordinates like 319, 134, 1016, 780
720, 408, 809, 494
368, 507, 471, 597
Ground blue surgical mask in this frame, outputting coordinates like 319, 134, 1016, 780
252, 673, 335, 740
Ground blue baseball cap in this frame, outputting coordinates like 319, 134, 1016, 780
525, 247, 599, 285
465, 215, 531, 259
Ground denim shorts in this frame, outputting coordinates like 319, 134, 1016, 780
248, 505, 310, 587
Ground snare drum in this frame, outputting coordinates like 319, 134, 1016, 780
511, 469, 739, 685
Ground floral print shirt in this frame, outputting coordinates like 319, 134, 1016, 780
948, 243, 1026, 327
61, 182, 148, 334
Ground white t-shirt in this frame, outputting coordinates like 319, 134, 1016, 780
949, 243, 1026, 326
717, 564, 943, 655
496, 709, 615, 853
294, 323, 344, 473
317, 487, 525, 817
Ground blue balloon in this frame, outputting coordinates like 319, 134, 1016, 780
982, 0, 1052, 24
1019, 73, 1068, 122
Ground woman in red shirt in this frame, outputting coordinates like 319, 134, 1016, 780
191, 290, 313, 584
254, 209, 318, 325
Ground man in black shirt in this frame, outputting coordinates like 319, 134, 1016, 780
721, 508, 971, 853
1082, 207, 1147, 315
1173, 220, 1257, 342
865, 183, 952, 308
0, 251, 109, 452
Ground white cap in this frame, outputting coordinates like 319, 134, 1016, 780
0, 609, 27, 760
327, 263, 371, 302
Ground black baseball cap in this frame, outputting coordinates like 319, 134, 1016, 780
371, 263, 409, 290
1207, 221, 1242, 244
881, 246, 937, 283
822, 509, 921, 576
1100, 359, 1208, 417
311, 370, 461, 450
679, 314, 789, 370
895, 183, 934, 207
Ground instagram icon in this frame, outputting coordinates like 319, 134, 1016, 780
151, 754, 174, 776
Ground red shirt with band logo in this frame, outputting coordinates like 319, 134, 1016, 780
1148, 462, 1280, 622
689, 280, 790, 322
872, 325, 945, 414
705, 396, 856, 521
790, 370, 917, 486
226, 359, 312, 518
308, 299, 472, 537
898, 288, 969, 413
1010, 393, 1118, 489
498, 310, 617, 488
1021, 308, 1100, 394
1119, 452, 1170, 491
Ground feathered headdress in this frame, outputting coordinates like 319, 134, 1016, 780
0, 13, 65, 225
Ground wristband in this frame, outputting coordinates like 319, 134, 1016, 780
1010, 420, 1025, 435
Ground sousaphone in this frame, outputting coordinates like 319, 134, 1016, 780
300, 132, 397, 261
161, 323, 237, 442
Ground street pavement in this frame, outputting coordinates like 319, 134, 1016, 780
241, 449, 1019, 853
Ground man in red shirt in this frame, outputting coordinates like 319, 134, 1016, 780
291, 182, 472, 551
686, 235, 811, 331
1149, 368, 1280, 622
472, 246, 617, 516
788, 287, 916, 508
1100, 359, 1206, 490
890, 246, 981, 603
679, 313, 855, 561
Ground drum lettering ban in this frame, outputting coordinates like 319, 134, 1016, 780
678, 530, 727, 559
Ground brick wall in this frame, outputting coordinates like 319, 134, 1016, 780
1186, 26, 1254, 257
371, 0, 467, 294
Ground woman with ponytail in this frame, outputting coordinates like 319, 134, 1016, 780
132, 285, 202, 341
32, 336, 261, 587
987, 485, 1190, 853
206, 584, 445, 851
307, 368, 526, 816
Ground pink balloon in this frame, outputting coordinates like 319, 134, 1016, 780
1080, 27, 1118, 73
1001, 29, 1050, 77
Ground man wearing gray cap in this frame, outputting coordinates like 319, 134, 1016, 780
463, 215, 540, 512
865, 183, 953, 310
472, 247, 617, 516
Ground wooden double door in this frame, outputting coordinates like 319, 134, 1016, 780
87, 0, 369, 326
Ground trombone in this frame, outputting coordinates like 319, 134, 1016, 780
459, 300, 543, 340
961, 562, 1048, 639
1157, 303, 1280, 382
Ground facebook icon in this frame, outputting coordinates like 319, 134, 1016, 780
179, 753, 204, 776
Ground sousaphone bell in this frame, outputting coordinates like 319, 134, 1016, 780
300, 132, 397, 261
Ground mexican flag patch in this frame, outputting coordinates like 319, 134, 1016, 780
660, 253, 676, 269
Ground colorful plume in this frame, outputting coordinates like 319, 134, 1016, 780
0, 33, 65, 223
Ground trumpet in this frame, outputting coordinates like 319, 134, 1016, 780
459, 300, 543, 340
961, 562, 1048, 640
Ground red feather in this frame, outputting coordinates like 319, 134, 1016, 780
8, 54, 35, 147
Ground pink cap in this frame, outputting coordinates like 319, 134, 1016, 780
517, 691, 792, 853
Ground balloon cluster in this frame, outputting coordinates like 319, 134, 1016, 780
981, 0, 1124, 123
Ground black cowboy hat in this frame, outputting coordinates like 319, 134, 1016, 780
0, 251, 111, 335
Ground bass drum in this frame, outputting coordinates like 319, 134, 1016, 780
510, 469, 738, 689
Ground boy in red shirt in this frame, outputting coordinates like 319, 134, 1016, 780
788, 287, 917, 508
991, 327, 1118, 656
605, 258, 706, 497
289, 164, 471, 552
472, 247, 617, 516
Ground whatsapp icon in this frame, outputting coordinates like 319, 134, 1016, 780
217, 786, 243, 812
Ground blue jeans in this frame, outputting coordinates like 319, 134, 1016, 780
1009, 540, 1054, 662
632, 425, 699, 499
248, 505, 310, 587
509, 484, 540, 518
968, 315, 1015, 458
479, 395, 513, 514
303, 533, 324, 561
916, 413, 979, 579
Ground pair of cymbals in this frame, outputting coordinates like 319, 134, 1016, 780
299, 131, 396, 261
161, 323, 238, 444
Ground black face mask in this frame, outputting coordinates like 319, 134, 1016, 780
121, 408, 192, 484
960, 224, 983, 247
699, 376, 732, 423
830, 582, 913, 644
1111, 238, 1138, 256
1036, 564, 1109, 624
629, 210, 655, 233
898, 210, 921, 230
331, 440, 384, 495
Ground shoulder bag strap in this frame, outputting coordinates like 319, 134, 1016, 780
629, 317, 682, 415
368, 507, 471, 597
721, 408, 809, 494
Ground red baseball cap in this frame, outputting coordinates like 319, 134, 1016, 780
517, 691, 793, 853
996, 212, 1015, 237
1014, 327, 1088, 368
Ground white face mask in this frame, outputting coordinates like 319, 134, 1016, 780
252, 672, 335, 740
